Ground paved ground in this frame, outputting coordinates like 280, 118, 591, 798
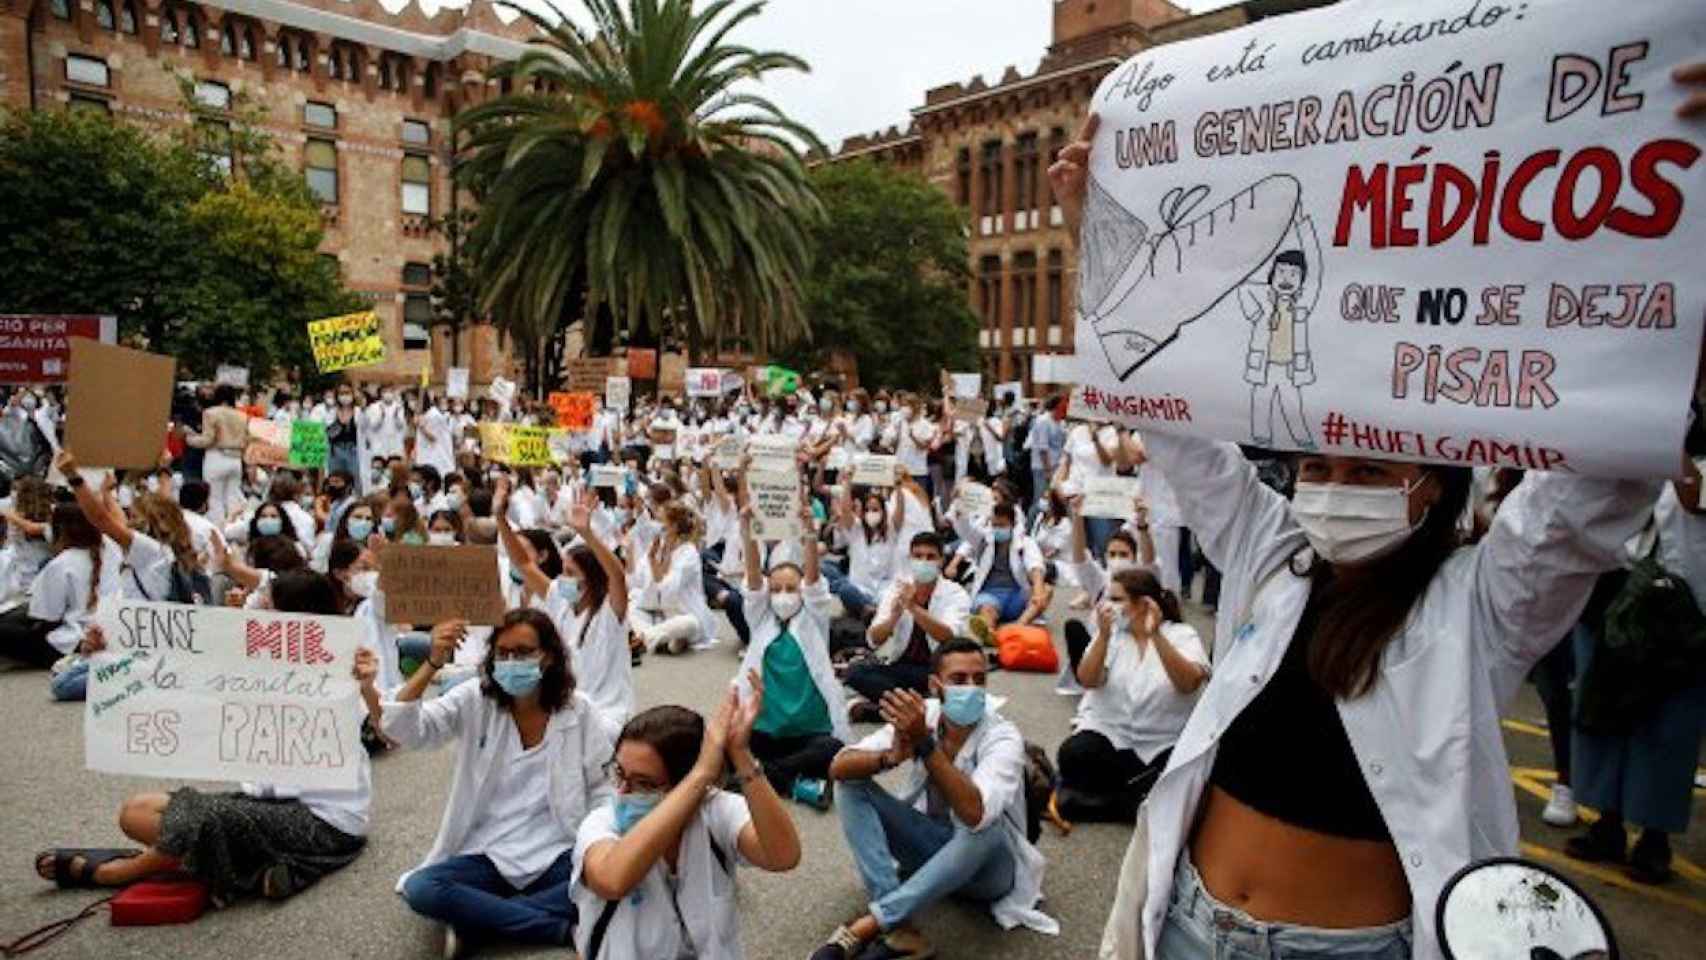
1, 595, 1701, 959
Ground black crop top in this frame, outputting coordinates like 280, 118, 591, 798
1210, 587, 1393, 842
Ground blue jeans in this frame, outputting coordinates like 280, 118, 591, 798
822, 561, 877, 619
973, 584, 1029, 625
50, 659, 88, 701
836, 779, 1015, 931
1155, 855, 1411, 960
401, 850, 578, 946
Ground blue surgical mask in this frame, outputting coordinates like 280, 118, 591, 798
614, 792, 663, 834
508, 565, 525, 586
409, 482, 423, 500
991, 527, 1013, 544
382, 517, 397, 535
347, 518, 373, 540
557, 577, 583, 606
910, 558, 939, 584
256, 517, 283, 537
492, 657, 543, 697
941, 684, 986, 727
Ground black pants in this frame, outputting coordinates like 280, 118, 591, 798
845, 661, 930, 704
1056, 730, 1169, 823
750, 730, 844, 792
1531, 637, 1576, 784
1064, 619, 1093, 674
0, 611, 62, 668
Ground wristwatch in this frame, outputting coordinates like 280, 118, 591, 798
913, 733, 938, 761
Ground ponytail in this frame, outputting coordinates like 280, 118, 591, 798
87, 544, 102, 612
1110, 567, 1180, 624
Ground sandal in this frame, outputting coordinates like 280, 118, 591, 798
36, 848, 141, 889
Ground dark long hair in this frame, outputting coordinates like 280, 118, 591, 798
1297, 465, 1473, 698
51, 503, 102, 611
617, 705, 705, 787
565, 544, 609, 612
1109, 567, 1183, 623
480, 608, 575, 713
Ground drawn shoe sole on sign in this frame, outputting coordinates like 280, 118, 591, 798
1079, 173, 1302, 381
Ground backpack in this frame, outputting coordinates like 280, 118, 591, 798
132, 564, 212, 606
1021, 742, 1057, 844
1576, 533, 1706, 735
996, 624, 1060, 673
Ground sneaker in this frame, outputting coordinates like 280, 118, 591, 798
861, 927, 936, 959
1626, 830, 1673, 885
260, 863, 294, 900
1541, 784, 1578, 827
1054, 663, 1085, 696
807, 925, 865, 960
442, 926, 469, 960
967, 616, 994, 647
792, 777, 832, 811
1564, 818, 1627, 864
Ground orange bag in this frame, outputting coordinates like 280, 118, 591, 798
996, 624, 1059, 673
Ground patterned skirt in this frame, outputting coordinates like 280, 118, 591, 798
156, 788, 365, 906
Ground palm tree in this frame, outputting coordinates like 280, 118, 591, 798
457, 0, 825, 389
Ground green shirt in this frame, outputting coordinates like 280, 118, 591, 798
754, 628, 832, 738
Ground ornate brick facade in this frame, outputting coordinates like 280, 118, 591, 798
0, 0, 537, 387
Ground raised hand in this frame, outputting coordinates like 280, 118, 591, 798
879, 688, 929, 743
693, 686, 737, 781
352, 647, 379, 689
1047, 112, 1099, 239
728, 670, 764, 756
428, 619, 468, 667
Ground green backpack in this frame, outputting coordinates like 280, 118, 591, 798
1576, 533, 1706, 735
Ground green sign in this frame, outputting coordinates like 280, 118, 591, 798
288, 419, 328, 470
762, 365, 799, 397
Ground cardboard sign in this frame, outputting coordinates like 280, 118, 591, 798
747, 469, 802, 542
546, 428, 577, 464
215, 364, 249, 388
589, 464, 624, 488
0, 314, 117, 383
944, 372, 982, 398
84, 599, 364, 790
243, 418, 289, 467
1066, 0, 1705, 477
954, 397, 990, 423
567, 357, 611, 393
65, 339, 175, 469
488, 376, 516, 411
957, 481, 995, 524
605, 376, 632, 413
307, 311, 385, 373
446, 367, 470, 400
1082, 475, 1142, 522
851, 453, 898, 487
659, 353, 688, 395
627, 348, 658, 381
549, 392, 596, 431
685, 368, 726, 397
477, 422, 508, 459
288, 419, 328, 470
711, 435, 744, 471
748, 434, 799, 472
378, 544, 507, 626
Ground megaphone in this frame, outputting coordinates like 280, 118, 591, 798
1437, 858, 1616, 960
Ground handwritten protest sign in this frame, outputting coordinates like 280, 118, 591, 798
944, 372, 982, 398
378, 545, 507, 626
605, 376, 631, 412
1065, 0, 1705, 477
1032, 354, 1069, 384
748, 434, 799, 472
954, 398, 990, 423
549, 392, 597, 431
216, 365, 249, 388
84, 600, 363, 790
712, 435, 744, 471
546, 428, 577, 465
507, 426, 552, 466
65, 340, 175, 469
958, 481, 995, 524
686, 368, 726, 397
288, 419, 328, 470
590, 465, 624, 488
488, 376, 516, 411
307, 311, 385, 373
660, 353, 688, 395
748, 470, 802, 542
628, 348, 658, 381
478, 422, 508, 460
851, 453, 899, 487
446, 367, 470, 399
1083, 476, 1142, 522
567, 357, 611, 392
243, 418, 289, 467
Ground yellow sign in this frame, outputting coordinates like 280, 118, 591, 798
307, 311, 386, 373
477, 422, 553, 467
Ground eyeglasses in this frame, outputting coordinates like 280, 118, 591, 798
602, 759, 667, 793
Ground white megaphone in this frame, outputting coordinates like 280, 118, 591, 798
1437, 858, 1616, 960
1078, 173, 1303, 381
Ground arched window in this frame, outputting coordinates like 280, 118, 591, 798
275, 33, 289, 67
377, 57, 393, 91
239, 27, 254, 61
96, 0, 114, 30
50, 0, 70, 20
220, 23, 235, 56
182, 10, 200, 48
294, 37, 309, 72
423, 63, 440, 99
119, 1, 136, 34
160, 9, 179, 44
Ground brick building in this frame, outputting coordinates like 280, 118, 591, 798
831, 0, 1333, 394
0, 0, 535, 387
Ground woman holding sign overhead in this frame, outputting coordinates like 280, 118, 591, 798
181, 384, 248, 526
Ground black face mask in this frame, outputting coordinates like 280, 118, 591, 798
326, 485, 347, 500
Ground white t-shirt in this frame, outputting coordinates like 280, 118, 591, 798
181, 510, 222, 572
417, 408, 456, 475
896, 416, 933, 475
1067, 424, 1120, 484
121, 532, 176, 602
546, 594, 635, 725
29, 541, 123, 654
458, 727, 575, 886
1073, 621, 1208, 762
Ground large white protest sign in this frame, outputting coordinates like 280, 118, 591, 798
605, 376, 631, 413
446, 367, 470, 400
1083, 476, 1142, 522
748, 434, 799, 472
851, 453, 898, 487
1065, 0, 1704, 477
589, 464, 624, 488
957, 481, 995, 524
747, 470, 802, 542
685, 368, 726, 397
85, 600, 363, 790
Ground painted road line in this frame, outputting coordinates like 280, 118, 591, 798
1511, 767, 1706, 886
1520, 841, 1706, 918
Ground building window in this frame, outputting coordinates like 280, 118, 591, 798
1047, 249, 1063, 330
403, 294, 432, 350
50, 0, 70, 19
423, 63, 439, 99
68, 94, 110, 114
328, 42, 361, 84
294, 36, 309, 71
1014, 251, 1037, 336
956, 148, 971, 207
305, 138, 338, 205
378, 54, 411, 93
304, 101, 336, 129
198, 120, 232, 176
239, 26, 254, 60
96, 0, 114, 30
402, 119, 431, 145
194, 80, 229, 110
119, 1, 136, 33
979, 256, 1002, 331
65, 54, 110, 87
402, 262, 432, 287
979, 140, 1003, 218
1015, 132, 1039, 216
401, 155, 431, 216
278, 31, 310, 72
160, 10, 178, 44
219, 22, 234, 55
182, 12, 199, 48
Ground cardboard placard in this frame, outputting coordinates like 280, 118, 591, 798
957, 481, 995, 524
711, 435, 744, 471
549, 392, 596, 431
685, 368, 725, 397
605, 376, 632, 413
307, 311, 385, 373
567, 357, 610, 393
954, 397, 990, 423
748, 434, 799, 472
378, 544, 507, 626
288, 419, 328, 470
487, 376, 516, 411
65, 339, 175, 469
589, 465, 624, 488
944, 372, 982, 398
659, 353, 688, 396
1082, 476, 1142, 522
851, 453, 898, 487
85, 599, 363, 790
477, 422, 508, 459
243, 418, 289, 467
446, 367, 469, 400
627, 348, 658, 381
747, 469, 802, 542
215, 364, 249, 388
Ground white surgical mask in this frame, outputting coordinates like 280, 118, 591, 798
864, 510, 884, 528
428, 531, 457, 546
347, 570, 378, 598
771, 591, 803, 621
1290, 480, 1425, 565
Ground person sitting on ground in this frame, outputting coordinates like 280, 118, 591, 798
628, 501, 715, 656
957, 502, 1048, 647
382, 608, 614, 959
823, 486, 900, 622
844, 532, 970, 722
1057, 493, 1157, 692
572, 689, 802, 960
0, 499, 116, 670
535, 489, 636, 727
35, 571, 377, 903
811, 638, 1056, 960
1055, 568, 1206, 824
735, 498, 847, 811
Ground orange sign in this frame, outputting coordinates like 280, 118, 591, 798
548, 391, 597, 431
627, 348, 658, 381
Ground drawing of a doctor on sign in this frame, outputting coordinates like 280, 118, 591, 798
1239, 215, 1322, 449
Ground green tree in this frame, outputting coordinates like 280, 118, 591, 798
456, 0, 825, 392
429, 207, 484, 368
778, 159, 979, 390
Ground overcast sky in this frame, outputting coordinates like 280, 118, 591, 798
379, 0, 1241, 149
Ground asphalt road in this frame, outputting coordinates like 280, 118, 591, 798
1, 597, 1701, 959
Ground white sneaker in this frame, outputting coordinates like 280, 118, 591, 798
1542, 784, 1578, 826
1055, 663, 1085, 696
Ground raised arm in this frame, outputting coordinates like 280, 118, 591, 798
569, 489, 627, 620
727, 676, 801, 871
56, 450, 134, 550
494, 476, 553, 600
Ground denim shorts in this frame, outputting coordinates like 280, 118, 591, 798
1155, 854, 1412, 960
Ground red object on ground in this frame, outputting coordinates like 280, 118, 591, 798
109, 877, 209, 926
996, 624, 1060, 673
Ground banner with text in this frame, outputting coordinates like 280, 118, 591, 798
84, 600, 364, 790
307, 311, 386, 373
0, 314, 115, 383
1065, 0, 1704, 476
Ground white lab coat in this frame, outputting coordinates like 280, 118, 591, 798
868, 578, 971, 663
363, 399, 408, 460
849, 701, 1056, 934
1102, 432, 1655, 960
954, 417, 1007, 479
957, 527, 1045, 601
381, 681, 616, 892
737, 577, 850, 743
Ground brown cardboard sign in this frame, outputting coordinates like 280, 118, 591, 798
377, 544, 508, 626
65, 338, 175, 469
